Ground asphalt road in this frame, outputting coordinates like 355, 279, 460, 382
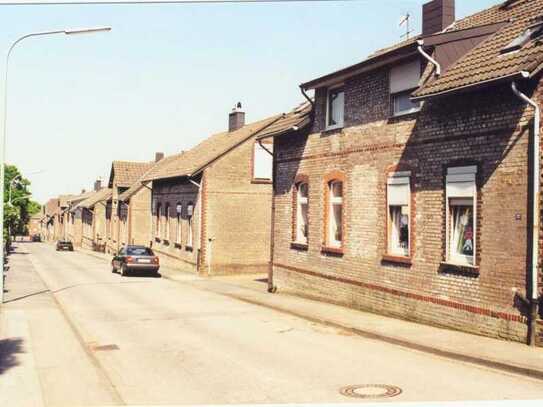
5, 242, 543, 405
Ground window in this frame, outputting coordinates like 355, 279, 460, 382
187, 202, 194, 248
501, 21, 543, 54
326, 179, 343, 249
155, 203, 161, 239
390, 60, 421, 116
164, 203, 170, 241
387, 171, 411, 257
127, 247, 154, 256
295, 182, 309, 244
326, 86, 344, 129
253, 141, 273, 181
446, 166, 477, 266
176, 203, 182, 244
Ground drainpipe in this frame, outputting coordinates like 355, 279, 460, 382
189, 178, 203, 273
258, 138, 277, 293
512, 74, 540, 346
417, 40, 441, 77
300, 85, 315, 109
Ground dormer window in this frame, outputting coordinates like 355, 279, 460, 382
390, 60, 421, 117
501, 20, 543, 54
326, 86, 344, 130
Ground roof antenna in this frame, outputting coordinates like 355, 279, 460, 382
399, 12, 412, 40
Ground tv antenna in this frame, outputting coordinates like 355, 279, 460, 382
399, 12, 412, 40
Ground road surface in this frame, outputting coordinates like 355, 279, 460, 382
2, 242, 543, 405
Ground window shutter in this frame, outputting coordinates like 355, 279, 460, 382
390, 60, 421, 94
387, 172, 410, 206
446, 166, 476, 198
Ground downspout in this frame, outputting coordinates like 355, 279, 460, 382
417, 39, 441, 77
512, 74, 540, 346
300, 85, 315, 109
258, 138, 277, 293
189, 178, 203, 273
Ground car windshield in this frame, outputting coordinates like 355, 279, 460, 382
126, 247, 154, 256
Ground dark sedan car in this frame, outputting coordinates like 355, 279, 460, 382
112, 245, 160, 276
56, 240, 73, 251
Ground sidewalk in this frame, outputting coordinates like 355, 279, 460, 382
78, 246, 543, 381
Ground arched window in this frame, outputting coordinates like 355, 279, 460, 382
293, 177, 309, 245
323, 171, 345, 251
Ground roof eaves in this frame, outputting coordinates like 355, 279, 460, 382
411, 70, 526, 101
300, 41, 419, 90
189, 115, 283, 178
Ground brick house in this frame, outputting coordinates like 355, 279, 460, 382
66, 180, 106, 248
262, 0, 543, 346
142, 106, 282, 275
78, 187, 112, 252
117, 153, 164, 248
105, 160, 155, 254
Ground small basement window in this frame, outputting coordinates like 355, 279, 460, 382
390, 60, 421, 117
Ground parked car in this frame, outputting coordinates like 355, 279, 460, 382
31, 234, 41, 242
111, 245, 159, 276
56, 240, 74, 251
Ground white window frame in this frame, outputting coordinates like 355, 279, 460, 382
176, 203, 182, 245
325, 84, 345, 131
445, 166, 477, 267
156, 203, 161, 239
164, 204, 170, 241
387, 171, 411, 257
328, 180, 343, 248
295, 182, 309, 244
390, 59, 422, 117
187, 202, 194, 248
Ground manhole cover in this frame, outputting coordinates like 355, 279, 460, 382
339, 384, 402, 399
91, 344, 119, 351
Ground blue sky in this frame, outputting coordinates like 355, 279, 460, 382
0, 0, 500, 203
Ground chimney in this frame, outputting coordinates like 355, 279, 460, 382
94, 178, 102, 191
155, 152, 164, 162
422, 0, 455, 37
228, 102, 245, 132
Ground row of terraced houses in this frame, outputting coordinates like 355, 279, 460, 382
38, 0, 543, 347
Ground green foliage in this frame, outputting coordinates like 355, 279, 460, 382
3, 164, 41, 237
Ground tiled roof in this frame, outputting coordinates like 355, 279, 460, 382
256, 102, 313, 140
414, 0, 543, 98
118, 163, 159, 202
58, 194, 76, 208
44, 198, 59, 216
143, 115, 282, 181
110, 161, 154, 188
67, 190, 96, 207
78, 188, 112, 209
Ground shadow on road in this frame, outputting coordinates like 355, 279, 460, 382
3, 290, 50, 304
0, 338, 24, 375
120, 270, 162, 278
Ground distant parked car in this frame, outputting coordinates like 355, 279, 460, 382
31, 234, 41, 242
111, 245, 160, 276
56, 240, 74, 251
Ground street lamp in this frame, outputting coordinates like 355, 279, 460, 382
0, 26, 111, 304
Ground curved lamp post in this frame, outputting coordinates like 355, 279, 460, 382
1, 26, 111, 303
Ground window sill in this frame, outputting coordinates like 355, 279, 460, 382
390, 109, 421, 119
251, 178, 272, 185
439, 261, 479, 277
321, 246, 344, 256
291, 242, 308, 251
382, 254, 412, 266
185, 246, 193, 252
325, 124, 343, 132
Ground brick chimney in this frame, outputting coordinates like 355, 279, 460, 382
155, 152, 164, 162
94, 178, 102, 191
228, 102, 245, 132
422, 0, 455, 37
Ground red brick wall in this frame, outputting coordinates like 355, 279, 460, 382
272, 65, 540, 344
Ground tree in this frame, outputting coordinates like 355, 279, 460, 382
3, 164, 41, 238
